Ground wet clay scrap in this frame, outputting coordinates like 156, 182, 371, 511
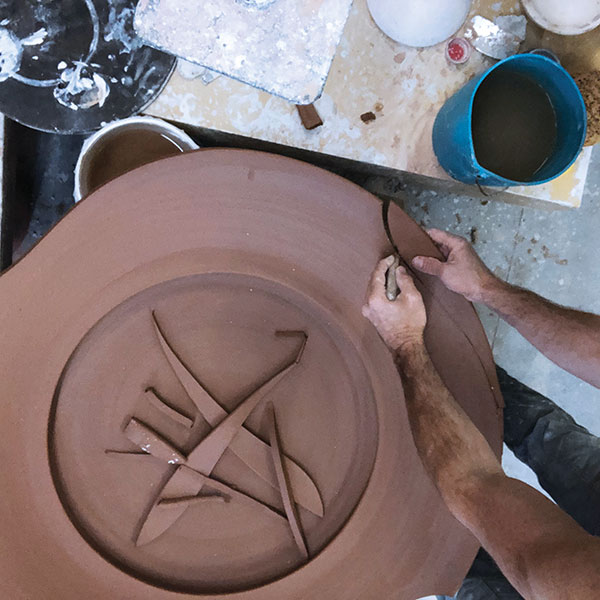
0, 149, 502, 599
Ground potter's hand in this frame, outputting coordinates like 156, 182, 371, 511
412, 229, 498, 303
362, 256, 426, 351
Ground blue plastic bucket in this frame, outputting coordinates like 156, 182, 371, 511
432, 54, 587, 186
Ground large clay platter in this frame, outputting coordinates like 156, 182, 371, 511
0, 149, 502, 599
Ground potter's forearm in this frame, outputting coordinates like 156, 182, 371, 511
395, 340, 600, 600
394, 341, 502, 517
481, 279, 600, 388
364, 255, 600, 600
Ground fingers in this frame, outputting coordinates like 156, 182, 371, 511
426, 228, 468, 248
366, 255, 395, 301
394, 266, 418, 295
375, 256, 395, 285
426, 228, 470, 259
411, 255, 444, 277
413, 229, 470, 272
365, 258, 425, 309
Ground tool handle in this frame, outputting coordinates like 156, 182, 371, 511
385, 256, 401, 301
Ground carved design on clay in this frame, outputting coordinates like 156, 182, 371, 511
124, 417, 187, 465
266, 402, 309, 559
150, 312, 323, 517
144, 386, 195, 428
110, 312, 321, 554
158, 492, 230, 506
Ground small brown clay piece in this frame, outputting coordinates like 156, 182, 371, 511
144, 386, 194, 428
123, 417, 187, 465
360, 111, 376, 124
136, 461, 288, 545
172, 466, 285, 519
108, 447, 282, 522
275, 330, 308, 363
267, 402, 309, 559
158, 493, 230, 506
295, 104, 323, 130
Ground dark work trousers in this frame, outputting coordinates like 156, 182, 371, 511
450, 366, 600, 600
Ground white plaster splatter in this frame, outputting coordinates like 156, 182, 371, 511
21, 28, 48, 47
83, 0, 100, 62
105, 5, 144, 54
236, 0, 277, 9
0, 27, 22, 82
134, 0, 352, 103
401, 78, 417, 94
53, 62, 109, 110
177, 59, 220, 83
0, 0, 110, 108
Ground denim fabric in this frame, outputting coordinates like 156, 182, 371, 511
454, 366, 600, 599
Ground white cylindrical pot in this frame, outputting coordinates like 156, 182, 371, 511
521, 0, 600, 35
74, 116, 199, 202
367, 0, 472, 47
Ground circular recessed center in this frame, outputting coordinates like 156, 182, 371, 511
49, 273, 378, 594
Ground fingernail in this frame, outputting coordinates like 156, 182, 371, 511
412, 257, 422, 268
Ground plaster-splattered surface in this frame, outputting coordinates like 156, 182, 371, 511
0, 0, 174, 133
363, 144, 600, 497
134, 0, 353, 104
146, 0, 591, 208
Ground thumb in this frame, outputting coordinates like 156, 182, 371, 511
412, 256, 444, 277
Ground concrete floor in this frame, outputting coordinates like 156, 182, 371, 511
363, 146, 600, 496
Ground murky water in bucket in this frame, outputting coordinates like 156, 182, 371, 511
472, 70, 558, 182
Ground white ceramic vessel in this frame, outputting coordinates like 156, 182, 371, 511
367, 0, 472, 47
522, 0, 600, 35
74, 116, 199, 202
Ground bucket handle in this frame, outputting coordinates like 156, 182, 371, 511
476, 177, 510, 197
